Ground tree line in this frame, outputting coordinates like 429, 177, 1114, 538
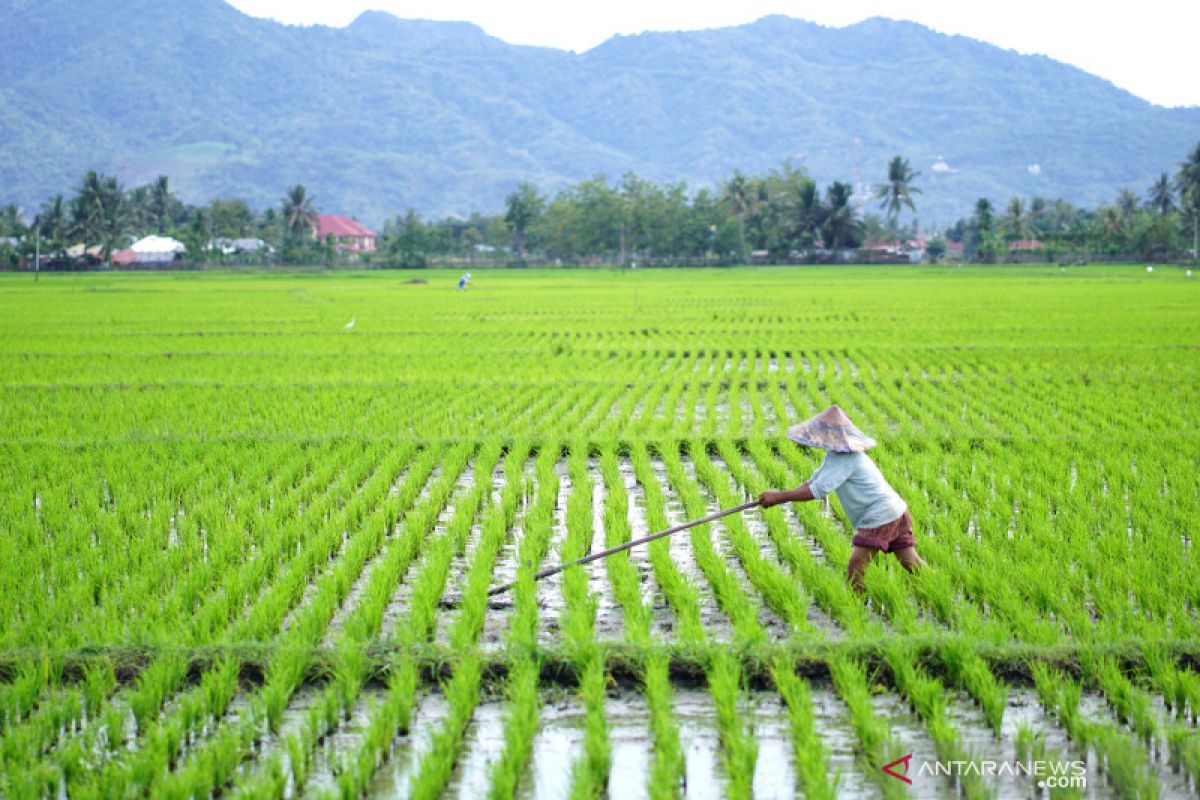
943, 146, 1200, 262
2, 143, 1198, 269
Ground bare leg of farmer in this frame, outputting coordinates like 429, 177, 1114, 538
892, 546, 925, 573
847, 545, 878, 593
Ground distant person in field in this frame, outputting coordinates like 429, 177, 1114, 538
458, 272, 471, 290
758, 405, 925, 592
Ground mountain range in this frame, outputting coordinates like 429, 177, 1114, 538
1, 0, 1198, 225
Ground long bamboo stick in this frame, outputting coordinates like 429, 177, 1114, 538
485, 499, 760, 597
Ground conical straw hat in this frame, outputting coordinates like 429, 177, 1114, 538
786, 404, 877, 452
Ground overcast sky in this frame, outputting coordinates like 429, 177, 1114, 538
226, 0, 1199, 108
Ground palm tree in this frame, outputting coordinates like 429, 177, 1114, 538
874, 156, 921, 222
1003, 197, 1027, 241
282, 185, 317, 243
1178, 141, 1200, 260
822, 182, 860, 250
70, 171, 105, 261
39, 194, 68, 257
1147, 173, 1174, 214
974, 198, 993, 233
1116, 188, 1139, 221
96, 175, 128, 266
721, 171, 752, 261
151, 175, 174, 234
791, 178, 824, 257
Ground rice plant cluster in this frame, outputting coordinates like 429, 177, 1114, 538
1, 265, 1198, 798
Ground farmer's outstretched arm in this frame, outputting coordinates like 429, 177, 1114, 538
759, 484, 814, 507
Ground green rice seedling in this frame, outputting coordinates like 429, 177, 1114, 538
569, 652, 612, 799
487, 656, 541, 799
643, 649, 684, 800
629, 444, 706, 647
659, 445, 762, 644
1166, 725, 1200, 782
770, 656, 836, 800
707, 652, 757, 800
828, 657, 907, 800
939, 636, 1008, 733
1082, 652, 1160, 746
1013, 724, 1084, 799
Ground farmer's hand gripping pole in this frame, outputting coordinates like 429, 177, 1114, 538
484, 500, 761, 598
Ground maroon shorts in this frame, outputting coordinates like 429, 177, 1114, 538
852, 509, 916, 553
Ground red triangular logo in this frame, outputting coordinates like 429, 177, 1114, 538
882, 754, 913, 785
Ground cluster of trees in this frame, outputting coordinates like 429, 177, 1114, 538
383, 157, 929, 267
944, 142, 1200, 262
2, 143, 1198, 269
0, 158, 923, 269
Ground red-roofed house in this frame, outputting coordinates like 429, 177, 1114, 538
1009, 239, 1044, 252
312, 214, 377, 254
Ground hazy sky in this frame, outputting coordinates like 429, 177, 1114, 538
226, 0, 1199, 108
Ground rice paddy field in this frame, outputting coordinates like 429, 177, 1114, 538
1, 264, 1198, 799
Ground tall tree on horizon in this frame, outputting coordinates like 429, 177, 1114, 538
823, 181, 860, 249
1003, 197, 1027, 241
1147, 173, 1174, 214
1178, 141, 1200, 260
874, 156, 921, 227
282, 184, 317, 243
150, 175, 175, 235
504, 182, 543, 263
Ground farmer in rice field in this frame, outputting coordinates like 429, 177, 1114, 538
758, 405, 925, 592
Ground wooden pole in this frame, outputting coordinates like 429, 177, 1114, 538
485, 500, 760, 597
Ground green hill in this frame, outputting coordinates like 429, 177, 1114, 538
1, 0, 1197, 224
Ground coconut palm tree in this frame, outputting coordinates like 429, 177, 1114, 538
823, 182, 860, 250
1147, 173, 1175, 214
150, 175, 174, 234
1003, 197, 1027, 241
1116, 188, 1140, 221
721, 171, 752, 262
95, 175, 128, 265
1179, 141, 1200, 260
282, 184, 317, 243
70, 171, 105, 261
874, 156, 921, 221
38, 194, 68, 257
791, 178, 824, 257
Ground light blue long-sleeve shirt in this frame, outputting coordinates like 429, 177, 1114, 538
807, 451, 906, 530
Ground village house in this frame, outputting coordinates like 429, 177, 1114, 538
312, 214, 377, 254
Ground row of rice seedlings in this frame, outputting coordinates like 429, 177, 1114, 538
1142, 644, 1200, 723
596, 448, 685, 799
486, 446, 560, 798
1032, 663, 1161, 798
654, 446, 767, 798
768, 657, 837, 800
404, 443, 532, 800
558, 447, 610, 799
884, 643, 992, 800
828, 657, 908, 800
23, 442, 372, 793
234, 444, 474, 797
658, 445, 762, 644
1013, 723, 1084, 800
691, 441, 810, 632
67, 444, 432, 798
1083, 651, 1200, 785
627, 445, 706, 647
297, 443, 504, 800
